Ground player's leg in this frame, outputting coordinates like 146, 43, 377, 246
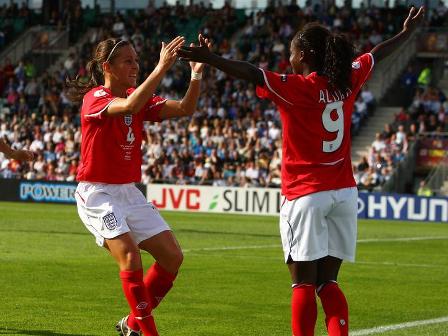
281, 192, 332, 336
75, 183, 158, 336
316, 256, 348, 336
122, 186, 182, 332
105, 235, 159, 336
139, 230, 183, 308
127, 191, 182, 308
288, 261, 318, 336
317, 187, 358, 336
123, 230, 181, 334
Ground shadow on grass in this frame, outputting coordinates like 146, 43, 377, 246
0, 229, 88, 236
0, 328, 95, 336
177, 228, 278, 238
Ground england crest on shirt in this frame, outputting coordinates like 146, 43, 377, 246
124, 115, 132, 126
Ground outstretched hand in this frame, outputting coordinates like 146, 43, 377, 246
10, 149, 35, 161
403, 6, 425, 32
177, 33, 212, 66
158, 36, 185, 71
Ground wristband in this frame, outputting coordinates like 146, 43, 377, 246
191, 71, 203, 81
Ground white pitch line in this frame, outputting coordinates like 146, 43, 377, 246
350, 316, 448, 335
357, 236, 448, 243
356, 261, 443, 268
182, 236, 448, 253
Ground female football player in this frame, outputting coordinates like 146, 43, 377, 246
67, 35, 210, 336
178, 7, 424, 336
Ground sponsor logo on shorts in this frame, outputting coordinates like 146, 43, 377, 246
102, 213, 118, 230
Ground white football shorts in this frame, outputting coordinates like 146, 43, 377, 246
279, 187, 358, 263
75, 182, 170, 247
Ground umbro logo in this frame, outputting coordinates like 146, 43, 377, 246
136, 301, 149, 310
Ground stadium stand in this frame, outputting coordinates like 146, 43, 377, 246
0, 1, 447, 191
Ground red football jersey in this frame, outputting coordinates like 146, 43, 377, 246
77, 86, 166, 184
256, 53, 374, 200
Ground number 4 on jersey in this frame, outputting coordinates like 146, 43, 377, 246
127, 127, 135, 144
322, 101, 344, 153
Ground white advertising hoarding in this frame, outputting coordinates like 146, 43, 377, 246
146, 184, 448, 222
146, 184, 282, 216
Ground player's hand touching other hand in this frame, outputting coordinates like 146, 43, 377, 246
157, 36, 185, 71
177, 33, 212, 64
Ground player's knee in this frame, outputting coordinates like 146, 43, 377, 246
292, 282, 316, 288
171, 248, 184, 270
121, 249, 142, 270
316, 280, 338, 294
160, 248, 183, 273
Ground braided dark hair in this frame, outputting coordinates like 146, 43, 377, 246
293, 23, 355, 91
66, 38, 131, 102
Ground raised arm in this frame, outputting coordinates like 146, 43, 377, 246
106, 36, 185, 116
371, 6, 425, 64
177, 34, 264, 87
158, 35, 211, 119
0, 138, 34, 161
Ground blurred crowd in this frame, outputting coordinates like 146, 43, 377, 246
0, 1, 447, 189
354, 63, 447, 191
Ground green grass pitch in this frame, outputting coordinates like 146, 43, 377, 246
0, 201, 447, 335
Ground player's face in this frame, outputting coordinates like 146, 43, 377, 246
289, 42, 303, 74
108, 45, 139, 87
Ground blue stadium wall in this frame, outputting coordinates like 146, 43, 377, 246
0, 180, 446, 223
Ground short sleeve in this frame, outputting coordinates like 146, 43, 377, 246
83, 88, 116, 121
143, 95, 167, 122
125, 87, 166, 122
256, 69, 305, 106
351, 53, 374, 90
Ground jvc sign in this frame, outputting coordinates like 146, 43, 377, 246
148, 184, 282, 215
147, 184, 447, 223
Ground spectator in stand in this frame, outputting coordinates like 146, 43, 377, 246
371, 132, 387, 152
417, 180, 433, 196
360, 85, 375, 114
401, 65, 417, 106
395, 107, 409, 124
417, 64, 431, 89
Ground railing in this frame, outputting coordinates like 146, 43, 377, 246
426, 155, 448, 196
368, 30, 418, 101
417, 27, 448, 57
0, 26, 39, 65
0, 25, 69, 65
382, 141, 417, 193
